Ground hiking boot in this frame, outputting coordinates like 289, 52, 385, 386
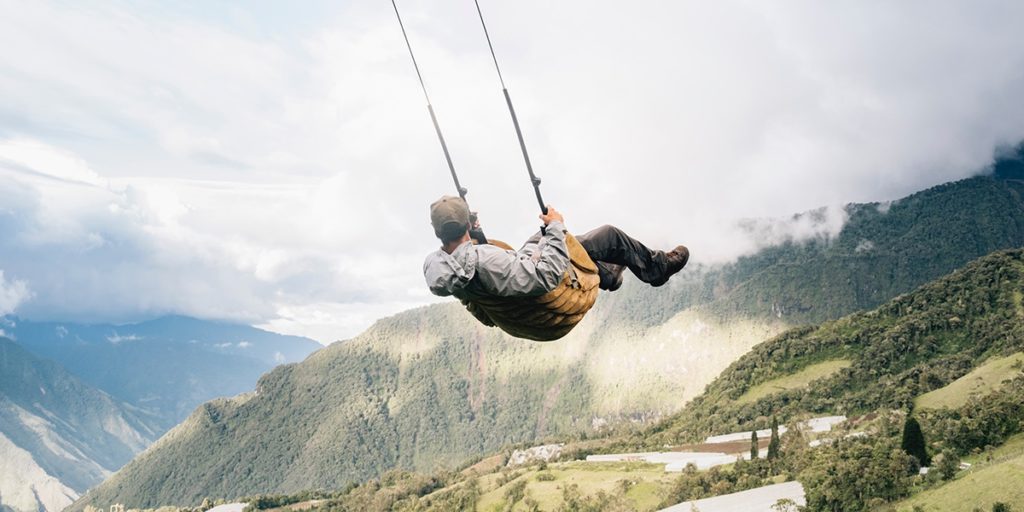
650, 245, 689, 287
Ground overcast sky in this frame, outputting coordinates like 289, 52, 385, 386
1, 0, 1023, 343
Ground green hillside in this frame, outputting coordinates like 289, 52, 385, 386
474, 461, 672, 512
644, 249, 1024, 445
892, 433, 1024, 511
915, 352, 1024, 410
736, 359, 852, 404
72, 172, 1024, 510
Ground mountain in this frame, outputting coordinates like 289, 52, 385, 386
70, 166, 1024, 510
0, 338, 162, 512
3, 315, 321, 430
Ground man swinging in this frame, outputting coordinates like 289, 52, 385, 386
395, 0, 687, 339
424, 195, 689, 307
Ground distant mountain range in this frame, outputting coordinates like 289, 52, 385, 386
0, 338, 159, 512
0, 316, 321, 512
3, 315, 321, 430
69, 148, 1024, 510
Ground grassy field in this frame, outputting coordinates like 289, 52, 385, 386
475, 461, 674, 512
737, 359, 852, 404
915, 352, 1024, 410
890, 435, 1024, 512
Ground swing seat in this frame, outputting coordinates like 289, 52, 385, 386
460, 233, 600, 341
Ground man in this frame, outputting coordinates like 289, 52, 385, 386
423, 195, 688, 300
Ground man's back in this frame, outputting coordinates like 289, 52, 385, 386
423, 220, 570, 299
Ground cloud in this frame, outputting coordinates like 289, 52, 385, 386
0, 1, 1023, 342
0, 271, 31, 316
106, 333, 143, 344
0, 139, 430, 336
728, 205, 850, 258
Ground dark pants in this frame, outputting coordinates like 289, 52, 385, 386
576, 225, 671, 291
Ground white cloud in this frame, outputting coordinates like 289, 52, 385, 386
257, 299, 436, 345
0, 271, 31, 316
0, 1, 1022, 342
0, 138, 107, 187
106, 333, 142, 344
738, 205, 849, 254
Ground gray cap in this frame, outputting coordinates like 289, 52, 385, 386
430, 195, 470, 238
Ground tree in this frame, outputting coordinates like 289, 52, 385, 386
767, 416, 781, 461
751, 430, 759, 459
934, 450, 960, 480
801, 438, 915, 511
901, 416, 930, 466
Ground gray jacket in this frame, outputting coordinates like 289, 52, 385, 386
424, 221, 569, 298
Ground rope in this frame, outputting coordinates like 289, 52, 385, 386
390, 0, 466, 199
390, 0, 431, 104
472, 0, 547, 215
472, 0, 507, 90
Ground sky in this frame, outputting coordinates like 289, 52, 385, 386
1, 0, 1023, 343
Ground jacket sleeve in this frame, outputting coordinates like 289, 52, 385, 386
472, 221, 570, 297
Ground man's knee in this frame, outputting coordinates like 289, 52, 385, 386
583, 224, 624, 243
601, 271, 624, 291
597, 262, 624, 291
578, 224, 630, 257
